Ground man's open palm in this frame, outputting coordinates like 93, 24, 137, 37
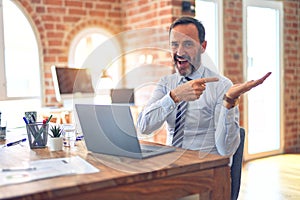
226, 72, 272, 99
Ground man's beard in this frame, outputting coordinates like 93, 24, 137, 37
173, 54, 199, 76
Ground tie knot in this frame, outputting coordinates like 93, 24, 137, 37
185, 77, 192, 81
181, 77, 192, 84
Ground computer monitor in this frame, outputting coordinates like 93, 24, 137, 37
110, 88, 135, 105
51, 65, 95, 106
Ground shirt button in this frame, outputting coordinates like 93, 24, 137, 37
170, 106, 174, 110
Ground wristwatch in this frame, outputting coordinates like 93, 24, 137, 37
223, 94, 239, 108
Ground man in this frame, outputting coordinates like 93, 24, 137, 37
137, 16, 271, 157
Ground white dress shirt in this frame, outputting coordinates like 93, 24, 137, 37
137, 66, 240, 157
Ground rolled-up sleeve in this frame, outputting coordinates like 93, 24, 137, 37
212, 78, 240, 156
215, 105, 240, 156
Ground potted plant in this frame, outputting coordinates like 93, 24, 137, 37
48, 124, 63, 151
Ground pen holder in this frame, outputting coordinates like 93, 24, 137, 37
26, 123, 49, 149
0, 119, 6, 141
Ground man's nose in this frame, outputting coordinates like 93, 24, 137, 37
176, 44, 186, 56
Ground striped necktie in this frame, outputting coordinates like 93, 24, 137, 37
172, 77, 191, 147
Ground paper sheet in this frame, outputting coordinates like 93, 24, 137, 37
0, 156, 99, 186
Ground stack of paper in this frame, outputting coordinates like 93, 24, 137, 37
0, 156, 99, 186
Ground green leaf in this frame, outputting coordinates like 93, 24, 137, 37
49, 125, 63, 138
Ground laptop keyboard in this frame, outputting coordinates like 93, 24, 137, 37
139, 144, 176, 157
140, 145, 162, 153
141, 149, 155, 153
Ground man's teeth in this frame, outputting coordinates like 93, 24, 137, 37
178, 60, 188, 64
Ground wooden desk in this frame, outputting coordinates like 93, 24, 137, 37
0, 134, 230, 200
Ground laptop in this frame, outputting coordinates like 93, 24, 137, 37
75, 104, 176, 159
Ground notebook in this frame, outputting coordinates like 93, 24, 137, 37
75, 104, 176, 159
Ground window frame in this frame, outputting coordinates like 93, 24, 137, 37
242, 0, 284, 161
0, 0, 42, 101
68, 27, 122, 89
195, 0, 223, 73
0, 0, 43, 129
0, 0, 6, 99
68, 27, 115, 68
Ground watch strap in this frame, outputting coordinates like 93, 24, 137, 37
223, 94, 239, 107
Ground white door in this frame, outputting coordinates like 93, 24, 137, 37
243, 0, 283, 160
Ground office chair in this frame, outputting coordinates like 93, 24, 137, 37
231, 127, 246, 200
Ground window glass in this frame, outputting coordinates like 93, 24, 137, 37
69, 30, 121, 89
245, 2, 282, 158
73, 33, 108, 69
3, 0, 40, 98
195, 0, 219, 69
0, 0, 41, 129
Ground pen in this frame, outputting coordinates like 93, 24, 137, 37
46, 115, 52, 123
23, 117, 29, 125
3, 138, 27, 147
31, 114, 36, 122
43, 115, 52, 124
76, 135, 84, 141
2, 167, 36, 172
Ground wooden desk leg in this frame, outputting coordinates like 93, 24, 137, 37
209, 166, 231, 200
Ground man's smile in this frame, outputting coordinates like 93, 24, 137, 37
175, 55, 190, 65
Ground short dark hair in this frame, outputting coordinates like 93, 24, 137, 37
169, 16, 205, 44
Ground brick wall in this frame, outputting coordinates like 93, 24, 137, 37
119, 0, 173, 91
14, 0, 300, 153
283, 0, 300, 153
223, 0, 244, 125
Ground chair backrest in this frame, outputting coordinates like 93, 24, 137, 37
231, 127, 246, 200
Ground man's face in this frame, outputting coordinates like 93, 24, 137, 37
170, 24, 206, 77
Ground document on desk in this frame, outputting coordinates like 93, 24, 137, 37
0, 156, 99, 186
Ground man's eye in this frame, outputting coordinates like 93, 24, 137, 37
184, 42, 194, 48
171, 43, 179, 48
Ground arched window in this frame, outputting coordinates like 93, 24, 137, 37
68, 28, 121, 90
69, 29, 110, 68
0, 0, 41, 128
0, 0, 40, 98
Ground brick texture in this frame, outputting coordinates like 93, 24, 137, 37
283, 0, 300, 153
223, 0, 244, 127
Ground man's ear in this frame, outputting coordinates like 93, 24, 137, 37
201, 41, 207, 53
